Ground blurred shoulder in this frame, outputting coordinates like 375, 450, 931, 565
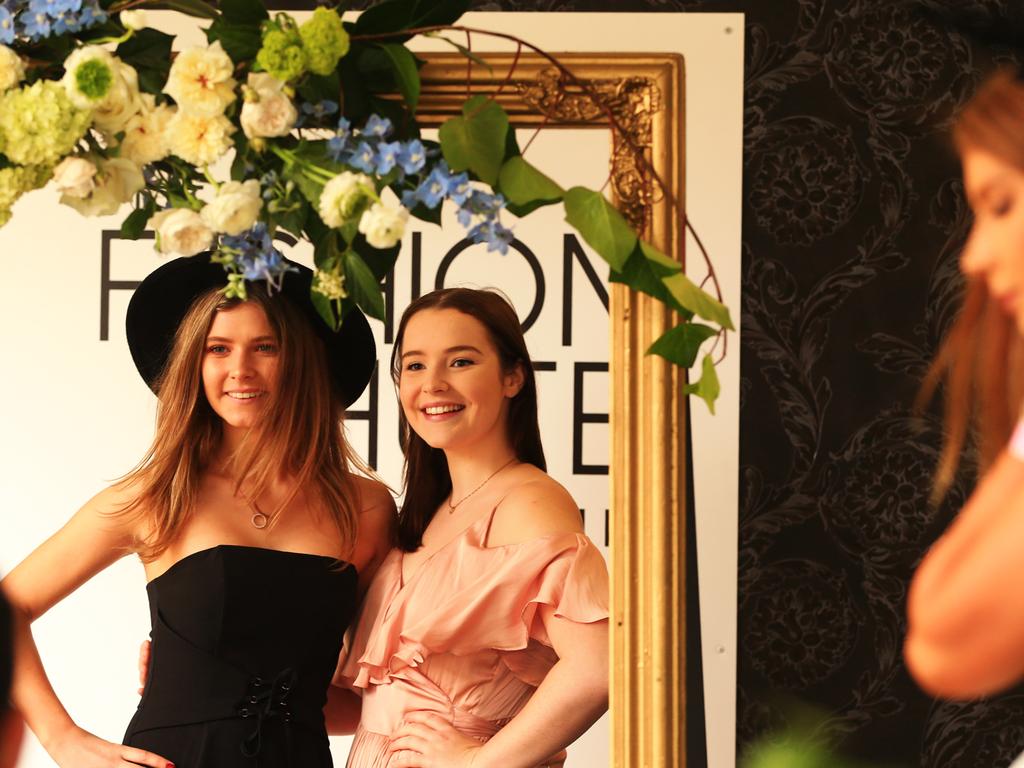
488, 467, 583, 547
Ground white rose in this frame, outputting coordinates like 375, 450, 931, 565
119, 10, 147, 30
60, 157, 144, 217
358, 202, 408, 249
167, 111, 234, 166
93, 60, 144, 135
201, 179, 262, 236
239, 73, 297, 139
0, 45, 25, 93
318, 171, 374, 228
149, 207, 214, 256
164, 41, 236, 117
61, 45, 118, 109
52, 156, 98, 199
121, 94, 175, 165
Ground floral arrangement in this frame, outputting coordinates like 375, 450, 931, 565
0, 0, 732, 409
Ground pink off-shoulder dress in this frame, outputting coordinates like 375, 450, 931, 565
339, 505, 609, 768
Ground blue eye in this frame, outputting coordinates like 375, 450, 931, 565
255, 342, 278, 354
207, 344, 228, 355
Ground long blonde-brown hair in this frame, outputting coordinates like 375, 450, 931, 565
118, 285, 367, 560
925, 69, 1024, 498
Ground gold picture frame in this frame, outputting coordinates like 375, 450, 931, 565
415, 51, 688, 767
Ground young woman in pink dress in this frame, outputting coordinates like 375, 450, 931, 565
338, 288, 609, 768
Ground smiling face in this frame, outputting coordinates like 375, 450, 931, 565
398, 307, 524, 453
201, 302, 280, 432
960, 145, 1024, 333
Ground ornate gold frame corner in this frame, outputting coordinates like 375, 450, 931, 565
417, 52, 688, 767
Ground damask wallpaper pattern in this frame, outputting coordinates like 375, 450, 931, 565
465, 0, 1021, 765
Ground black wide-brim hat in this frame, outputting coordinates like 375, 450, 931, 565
126, 253, 376, 408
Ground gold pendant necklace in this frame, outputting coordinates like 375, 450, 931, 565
447, 457, 518, 514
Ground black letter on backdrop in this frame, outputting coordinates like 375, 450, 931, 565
346, 367, 380, 469
562, 234, 608, 347
573, 362, 609, 475
435, 238, 545, 331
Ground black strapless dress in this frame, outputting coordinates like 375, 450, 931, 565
123, 544, 358, 767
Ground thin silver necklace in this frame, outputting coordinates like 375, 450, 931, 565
447, 458, 518, 514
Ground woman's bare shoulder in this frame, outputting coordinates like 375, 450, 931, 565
489, 469, 583, 546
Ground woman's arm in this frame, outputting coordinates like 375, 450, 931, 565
905, 450, 1024, 698
2, 485, 172, 767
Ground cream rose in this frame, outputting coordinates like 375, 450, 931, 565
0, 45, 25, 93
357, 202, 408, 249
318, 171, 374, 228
164, 41, 236, 117
52, 156, 98, 199
92, 60, 144, 135
239, 73, 297, 139
59, 157, 143, 217
201, 179, 262, 236
167, 111, 234, 166
119, 10, 147, 30
149, 207, 214, 256
120, 94, 174, 165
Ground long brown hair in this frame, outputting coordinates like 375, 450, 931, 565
925, 68, 1024, 498
118, 285, 367, 560
391, 288, 546, 551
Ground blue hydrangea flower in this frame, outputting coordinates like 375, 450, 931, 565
296, 99, 338, 127
20, 10, 52, 40
221, 223, 294, 287
50, 7, 81, 34
416, 165, 452, 209
375, 141, 402, 175
336, 116, 351, 138
456, 205, 473, 228
76, 0, 106, 28
0, 7, 16, 44
398, 140, 426, 175
363, 114, 392, 139
446, 171, 471, 206
348, 141, 377, 174
467, 220, 514, 255
401, 189, 419, 209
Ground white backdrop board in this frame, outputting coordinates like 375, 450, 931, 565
0, 12, 743, 767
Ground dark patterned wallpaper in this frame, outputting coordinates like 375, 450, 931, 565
455, 0, 1021, 765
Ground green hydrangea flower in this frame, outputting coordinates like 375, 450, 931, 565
0, 163, 52, 228
299, 7, 350, 76
0, 81, 91, 166
256, 27, 307, 83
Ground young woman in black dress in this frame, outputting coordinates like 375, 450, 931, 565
2, 254, 393, 767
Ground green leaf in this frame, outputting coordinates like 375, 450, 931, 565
410, 0, 470, 28
218, 0, 268, 26
273, 202, 309, 241
119, 205, 151, 240
353, 0, 417, 35
439, 95, 509, 186
343, 250, 386, 321
498, 155, 564, 208
685, 353, 720, 414
609, 240, 689, 316
563, 186, 636, 271
206, 19, 261, 62
647, 322, 716, 369
379, 43, 420, 112
425, 33, 495, 75
148, 0, 218, 20
298, 71, 342, 110
309, 285, 339, 330
352, 234, 401, 280
662, 271, 735, 330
